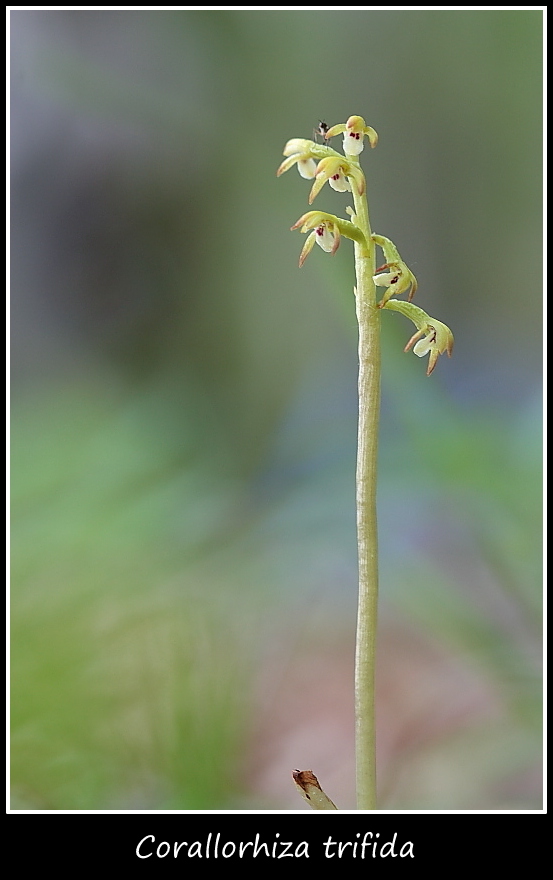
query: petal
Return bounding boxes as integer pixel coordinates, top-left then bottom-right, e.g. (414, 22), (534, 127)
(297, 157), (317, 179)
(363, 126), (379, 148)
(291, 212), (320, 232)
(413, 341), (433, 358)
(298, 231), (317, 267)
(346, 163), (365, 196)
(314, 157), (344, 176)
(315, 224), (336, 253)
(277, 153), (302, 177)
(403, 329), (425, 352)
(431, 320), (455, 356)
(328, 173), (351, 192)
(291, 210), (341, 232)
(343, 131), (364, 156)
(413, 331), (435, 357)
(426, 349), (440, 376)
(324, 123), (346, 139)
(345, 115), (367, 132)
(308, 172), (329, 204)
(329, 224), (341, 256)
(373, 271), (396, 288)
(283, 138), (315, 156)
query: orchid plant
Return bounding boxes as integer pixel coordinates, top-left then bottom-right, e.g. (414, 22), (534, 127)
(277, 115), (453, 811)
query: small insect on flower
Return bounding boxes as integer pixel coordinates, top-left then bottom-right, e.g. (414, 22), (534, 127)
(313, 121), (331, 143)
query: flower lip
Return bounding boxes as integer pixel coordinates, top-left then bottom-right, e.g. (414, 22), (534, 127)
(328, 169), (351, 193)
(315, 222), (339, 254)
(373, 269), (400, 286)
(297, 157), (317, 179)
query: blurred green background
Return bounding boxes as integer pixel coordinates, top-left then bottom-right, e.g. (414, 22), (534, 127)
(10, 9), (542, 810)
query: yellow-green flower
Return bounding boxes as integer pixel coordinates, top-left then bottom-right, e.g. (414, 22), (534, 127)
(277, 138), (318, 180)
(371, 233), (418, 307)
(373, 260), (418, 307)
(404, 321), (454, 375)
(324, 115), (378, 156)
(290, 211), (341, 266)
(308, 157), (365, 204)
(290, 211), (368, 267)
(382, 299), (454, 376)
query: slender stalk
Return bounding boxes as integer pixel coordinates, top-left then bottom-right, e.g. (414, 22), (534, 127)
(351, 174), (380, 810)
(279, 117), (452, 813)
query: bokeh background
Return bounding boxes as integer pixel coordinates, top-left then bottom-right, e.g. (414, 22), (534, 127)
(10, 9), (542, 810)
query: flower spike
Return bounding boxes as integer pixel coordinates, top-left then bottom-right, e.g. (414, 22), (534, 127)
(277, 116), (454, 814)
(276, 121), (451, 375)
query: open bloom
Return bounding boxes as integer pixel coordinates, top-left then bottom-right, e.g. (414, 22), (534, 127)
(291, 211), (341, 266)
(290, 210), (367, 266)
(382, 299), (454, 376)
(404, 320), (454, 376)
(373, 260), (418, 307)
(276, 138), (318, 179)
(314, 222), (339, 252)
(299, 222), (340, 266)
(308, 157), (365, 204)
(324, 115), (378, 156)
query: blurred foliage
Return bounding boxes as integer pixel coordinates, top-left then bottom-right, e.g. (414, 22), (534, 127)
(10, 9), (542, 809)
(11, 381), (258, 809)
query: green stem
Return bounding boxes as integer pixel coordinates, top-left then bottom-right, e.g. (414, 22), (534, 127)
(351, 172), (380, 810)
